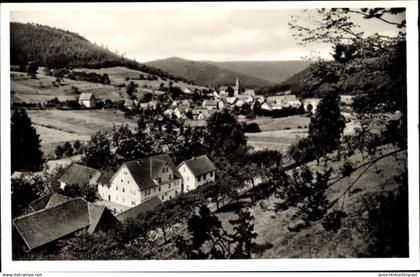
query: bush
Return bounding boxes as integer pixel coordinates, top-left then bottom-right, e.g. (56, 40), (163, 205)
(243, 122), (261, 133)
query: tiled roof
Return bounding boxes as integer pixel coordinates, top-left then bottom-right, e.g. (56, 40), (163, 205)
(123, 154), (181, 191)
(13, 198), (114, 250)
(97, 172), (114, 184)
(179, 155), (217, 177)
(116, 196), (162, 222)
(58, 163), (101, 186)
(28, 193), (72, 212)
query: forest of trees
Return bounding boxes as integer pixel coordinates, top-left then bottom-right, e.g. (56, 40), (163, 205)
(10, 22), (188, 82)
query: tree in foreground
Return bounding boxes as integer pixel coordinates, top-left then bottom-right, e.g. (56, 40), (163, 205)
(11, 109), (45, 173)
(82, 131), (112, 169)
(308, 91), (345, 155)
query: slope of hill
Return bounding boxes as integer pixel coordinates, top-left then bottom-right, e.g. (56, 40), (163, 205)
(10, 22), (185, 82)
(205, 60), (311, 84)
(146, 57), (272, 88)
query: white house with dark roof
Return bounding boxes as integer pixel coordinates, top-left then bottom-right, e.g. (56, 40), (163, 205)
(98, 154), (183, 209)
(177, 155), (217, 192)
(78, 92), (96, 108)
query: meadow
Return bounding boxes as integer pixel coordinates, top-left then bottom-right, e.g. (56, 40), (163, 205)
(27, 109), (138, 157)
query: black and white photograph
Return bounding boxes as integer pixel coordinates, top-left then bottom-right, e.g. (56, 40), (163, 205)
(1, 1), (419, 274)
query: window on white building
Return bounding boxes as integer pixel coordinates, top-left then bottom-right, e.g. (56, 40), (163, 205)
(175, 190), (178, 195)
(203, 174), (206, 180)
(197, 176), (201, 182)
(210, 172), (213, 177)
(165, 192), (167, 196)
(161, 195), (164, 200)
(116, 186), (118, 191)
(158, 186), (161, 192)
(169, 195), (172, 200)
(123, 187), (125, 192)
(168, 183), (171, 189)
(169, 174), (172, 180)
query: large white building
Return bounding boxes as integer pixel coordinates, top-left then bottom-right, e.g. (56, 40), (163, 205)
(98, 154), (183, 208)
(177, 155), (217, 192)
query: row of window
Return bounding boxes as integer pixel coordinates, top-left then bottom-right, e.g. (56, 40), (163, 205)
(108, 194), (136, 206)
(144, 180), (180, 196)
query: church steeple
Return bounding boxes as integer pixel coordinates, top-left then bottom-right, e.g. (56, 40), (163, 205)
(234, 77), (240, 96)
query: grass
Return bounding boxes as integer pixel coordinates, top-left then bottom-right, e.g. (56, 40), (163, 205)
(11, 72), (123, 103)
(27, 109), (138, 158)
(215, 144), (407, 258)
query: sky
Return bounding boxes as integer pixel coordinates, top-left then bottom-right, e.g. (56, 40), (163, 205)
(10, 8), (405, 62)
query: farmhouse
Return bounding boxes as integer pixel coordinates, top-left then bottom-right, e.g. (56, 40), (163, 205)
(98, 154), (183, 208)
(78, 92), (96, 108)
(58, 163), (102, 190)
(13, 195), (118, 251)
(177, 155), (217, 192)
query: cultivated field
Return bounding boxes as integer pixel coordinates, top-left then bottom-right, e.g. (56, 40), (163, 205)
(27, 109), (138, 157)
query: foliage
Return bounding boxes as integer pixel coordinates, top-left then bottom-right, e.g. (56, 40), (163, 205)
(242, 122), (261, 133)
(112, 124), (154, 161)
(60, 183), (98, 202)
(82, 131), (112, 169)
(308, 91), (345, 154)
(176, 205), (258, 259)
(228, 209), (258, 258)
(356, 169), (408, 257)
(321, 210), (348, 232)
(26, 61), (38, 79)
(276, 166), (332, 224)
(206, 109), (247, 159)
(11, 174), (49, 218)
(10, 22), (185, 81)
(11, 109), (45, 173)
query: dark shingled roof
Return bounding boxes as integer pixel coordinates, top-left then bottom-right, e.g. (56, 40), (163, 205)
(116, 196), (162, 222)
(122, 154), (181, 191)
(58, 163), (101, 186)
(13, 197), (114, 251)
(28, 193), (72, 212)
(179, 155), (217, 177)
(97, 172), (114, 184)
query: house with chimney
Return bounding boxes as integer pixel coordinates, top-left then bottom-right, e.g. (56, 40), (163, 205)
(177, 155), (217, 192)
(97, 154), (183, 209)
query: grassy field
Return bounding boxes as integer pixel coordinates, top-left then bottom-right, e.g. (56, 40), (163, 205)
(215, 144), (407, 258)
(27, 109), (138, 157)
(243, 114), (359, 153)
(11, 72), (124, 103)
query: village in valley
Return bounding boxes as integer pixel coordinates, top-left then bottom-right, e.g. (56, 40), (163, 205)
(9, 7), (409, 261)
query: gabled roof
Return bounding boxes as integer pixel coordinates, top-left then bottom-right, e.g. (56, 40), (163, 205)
(178, 155), (217, 177)
(58, 163), (101, 186)
(79, 93), (94, 101)
(116, 196), (162, 222)
(29, 193), (73, 212)
(97, 172), (114, 184)
(225, 97), (237, 104)
(13, 197), (114, 250)
(122, 154), (181, 191)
